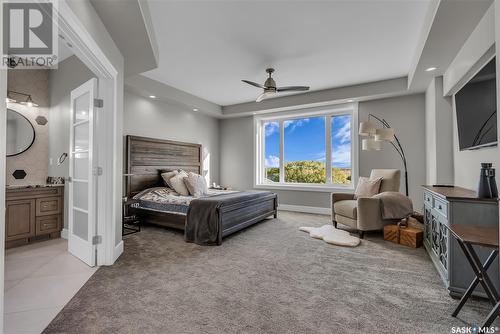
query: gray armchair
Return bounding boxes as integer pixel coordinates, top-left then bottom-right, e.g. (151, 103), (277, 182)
(331, 169), (401, 238)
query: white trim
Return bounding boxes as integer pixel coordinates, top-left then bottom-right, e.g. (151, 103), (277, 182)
(254, 102), (359, 190)
(56, 3), (121, 266)
(61, 228), (69, 240)
(113, 240), (124, 262)
(278, 204), (330, 215)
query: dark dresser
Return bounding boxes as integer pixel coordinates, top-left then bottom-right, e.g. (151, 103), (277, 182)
(5, 185), (64, 248)
(422, 185), (499, 298)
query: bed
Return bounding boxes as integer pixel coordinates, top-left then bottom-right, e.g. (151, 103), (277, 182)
(125, 135), (278, 245)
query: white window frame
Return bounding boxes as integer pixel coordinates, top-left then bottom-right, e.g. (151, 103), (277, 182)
(254, 103), (359, 192)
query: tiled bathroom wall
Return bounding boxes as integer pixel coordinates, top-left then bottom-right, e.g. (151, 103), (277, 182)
(6, 70), (49, 186)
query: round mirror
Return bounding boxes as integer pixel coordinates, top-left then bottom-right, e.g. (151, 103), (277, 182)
(6, 109), (35, 156)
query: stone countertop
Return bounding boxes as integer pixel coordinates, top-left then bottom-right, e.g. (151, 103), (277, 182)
(6, 183), (65, 190)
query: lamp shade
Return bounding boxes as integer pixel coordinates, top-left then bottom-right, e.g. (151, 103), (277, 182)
(374, 128), (395, 142)
(362, 138), (381, 151)
(359, 121), (376, 136)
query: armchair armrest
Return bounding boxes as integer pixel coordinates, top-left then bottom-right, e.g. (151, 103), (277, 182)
(357, 197), (384, 231)
(331, 193), (355, 218)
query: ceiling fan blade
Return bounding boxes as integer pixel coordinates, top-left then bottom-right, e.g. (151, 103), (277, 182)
(242, 80), (266, 89)
(277, 86), (310, 92)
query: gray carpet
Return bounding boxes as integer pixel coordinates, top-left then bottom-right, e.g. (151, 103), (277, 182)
(44, 212), (498, 333)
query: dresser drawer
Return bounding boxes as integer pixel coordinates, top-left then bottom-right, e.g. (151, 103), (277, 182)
(434, 199), (448, 218)
(36, 197), (62, 216)
(424, 192), (433, 207)
(36, 215), (61, 235)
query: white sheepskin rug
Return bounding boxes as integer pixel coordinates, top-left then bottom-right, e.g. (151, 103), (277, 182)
(299, 225), (361, 247)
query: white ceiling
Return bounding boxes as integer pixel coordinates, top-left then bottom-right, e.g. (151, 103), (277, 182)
(144, 0), (431, 106)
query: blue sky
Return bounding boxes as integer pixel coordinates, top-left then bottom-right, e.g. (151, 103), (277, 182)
(264, 115), (351, 168)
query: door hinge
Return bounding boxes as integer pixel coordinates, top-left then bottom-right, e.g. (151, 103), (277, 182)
(92, 235), (102, 245)
(94, 99), (103, 108)
(93, 166), (103, 176)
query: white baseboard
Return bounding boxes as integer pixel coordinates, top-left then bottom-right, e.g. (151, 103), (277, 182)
(61, 228), (68, 240)
(113, 240), (124, 263)
(278, 204), (330, 215)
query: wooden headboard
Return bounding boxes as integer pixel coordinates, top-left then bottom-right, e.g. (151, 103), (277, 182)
(125, 135), (202, 197)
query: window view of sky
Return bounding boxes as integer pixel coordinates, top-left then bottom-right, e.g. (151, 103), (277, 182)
(284, 117), (325, 164)
(332, 115), (352, 168)
(264, 115), (352, 168)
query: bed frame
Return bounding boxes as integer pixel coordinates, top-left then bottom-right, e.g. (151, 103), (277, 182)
(125, 135), (277, 241)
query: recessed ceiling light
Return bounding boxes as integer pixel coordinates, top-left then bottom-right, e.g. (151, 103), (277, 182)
(425, 67), (437, 72)
(149, 95), (156, 99)
(193, 108), (199, 112)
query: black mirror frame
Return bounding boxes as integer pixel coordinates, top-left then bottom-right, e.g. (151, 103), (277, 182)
(6, 109), (36, 157)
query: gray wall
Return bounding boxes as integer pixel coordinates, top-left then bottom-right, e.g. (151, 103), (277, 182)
(220, 94), (426, 211)
(359, 94), (426, 211)
(123, 91), (220, 185)
(48, 55), (95, 229)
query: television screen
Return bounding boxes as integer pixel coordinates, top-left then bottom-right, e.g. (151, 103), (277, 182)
(455, 58), (497, 150)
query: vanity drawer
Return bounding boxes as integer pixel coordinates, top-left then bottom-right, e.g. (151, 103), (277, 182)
(36, 197), (62, 216)
(36, 215), (61, 235)
(434, 199), (448, 218)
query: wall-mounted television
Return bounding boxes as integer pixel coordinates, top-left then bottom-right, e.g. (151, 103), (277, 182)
(455, 57), (497, 151)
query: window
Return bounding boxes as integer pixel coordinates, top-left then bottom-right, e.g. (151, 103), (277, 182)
(256, 105), (357, 190)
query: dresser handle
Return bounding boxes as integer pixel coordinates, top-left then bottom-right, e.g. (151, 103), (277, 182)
(438, 205), (442, 210)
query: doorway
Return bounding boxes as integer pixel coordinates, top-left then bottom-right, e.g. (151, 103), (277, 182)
(1, 2), (123, 332)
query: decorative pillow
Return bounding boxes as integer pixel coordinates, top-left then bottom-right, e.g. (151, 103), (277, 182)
(184, 172), (208, 197)
(161, 170), (178, 188)
(354, 177), (382, 199)
(169, 173), (190, 196)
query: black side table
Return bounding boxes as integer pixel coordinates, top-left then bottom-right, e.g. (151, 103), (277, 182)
(123, 198), (140, 236)
(448, 224), (499, 328)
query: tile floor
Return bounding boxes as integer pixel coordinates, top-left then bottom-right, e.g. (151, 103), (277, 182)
(4, 238), (98, 334)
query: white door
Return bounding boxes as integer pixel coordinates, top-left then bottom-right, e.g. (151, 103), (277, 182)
(68, 78), (98, 266)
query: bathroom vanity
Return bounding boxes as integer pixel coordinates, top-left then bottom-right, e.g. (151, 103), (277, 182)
(5, 184), (64, 248)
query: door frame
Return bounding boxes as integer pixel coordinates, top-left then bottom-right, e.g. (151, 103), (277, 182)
(54, 1), (121, 266)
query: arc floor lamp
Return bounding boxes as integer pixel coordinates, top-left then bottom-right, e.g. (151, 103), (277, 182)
(359, 114), (409, 196)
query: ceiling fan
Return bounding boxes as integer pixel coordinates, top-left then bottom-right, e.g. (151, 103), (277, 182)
(242, 68), (310, 102)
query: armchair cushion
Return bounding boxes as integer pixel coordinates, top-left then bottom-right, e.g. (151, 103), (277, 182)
(333, 200), (357, 219)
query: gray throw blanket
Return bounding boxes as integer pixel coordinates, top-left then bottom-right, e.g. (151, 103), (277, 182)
(185, 190), (272, 245)
(372, 191), (413, 220)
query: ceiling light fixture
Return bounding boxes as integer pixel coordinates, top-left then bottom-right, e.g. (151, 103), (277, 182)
(425, 67), (437, 72)
(149, 95), (156, 99)
(193, 108), (199, 112)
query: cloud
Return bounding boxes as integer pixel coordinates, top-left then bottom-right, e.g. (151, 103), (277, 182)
(264, 121), (279, 137)
(332, 143), (351, 168)
(265, 155), (280, 168)
(334, 117), (351, 144)
(284, 118), (310, 133)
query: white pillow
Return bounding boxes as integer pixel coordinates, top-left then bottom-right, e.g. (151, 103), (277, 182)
(169, 173), (190, 196)
(354, 177), (382, 199)
(184, 172), (208, 197)
(161, 170), (178, 188)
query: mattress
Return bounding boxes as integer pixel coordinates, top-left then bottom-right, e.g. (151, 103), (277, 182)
(132, 187), (236, 215)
